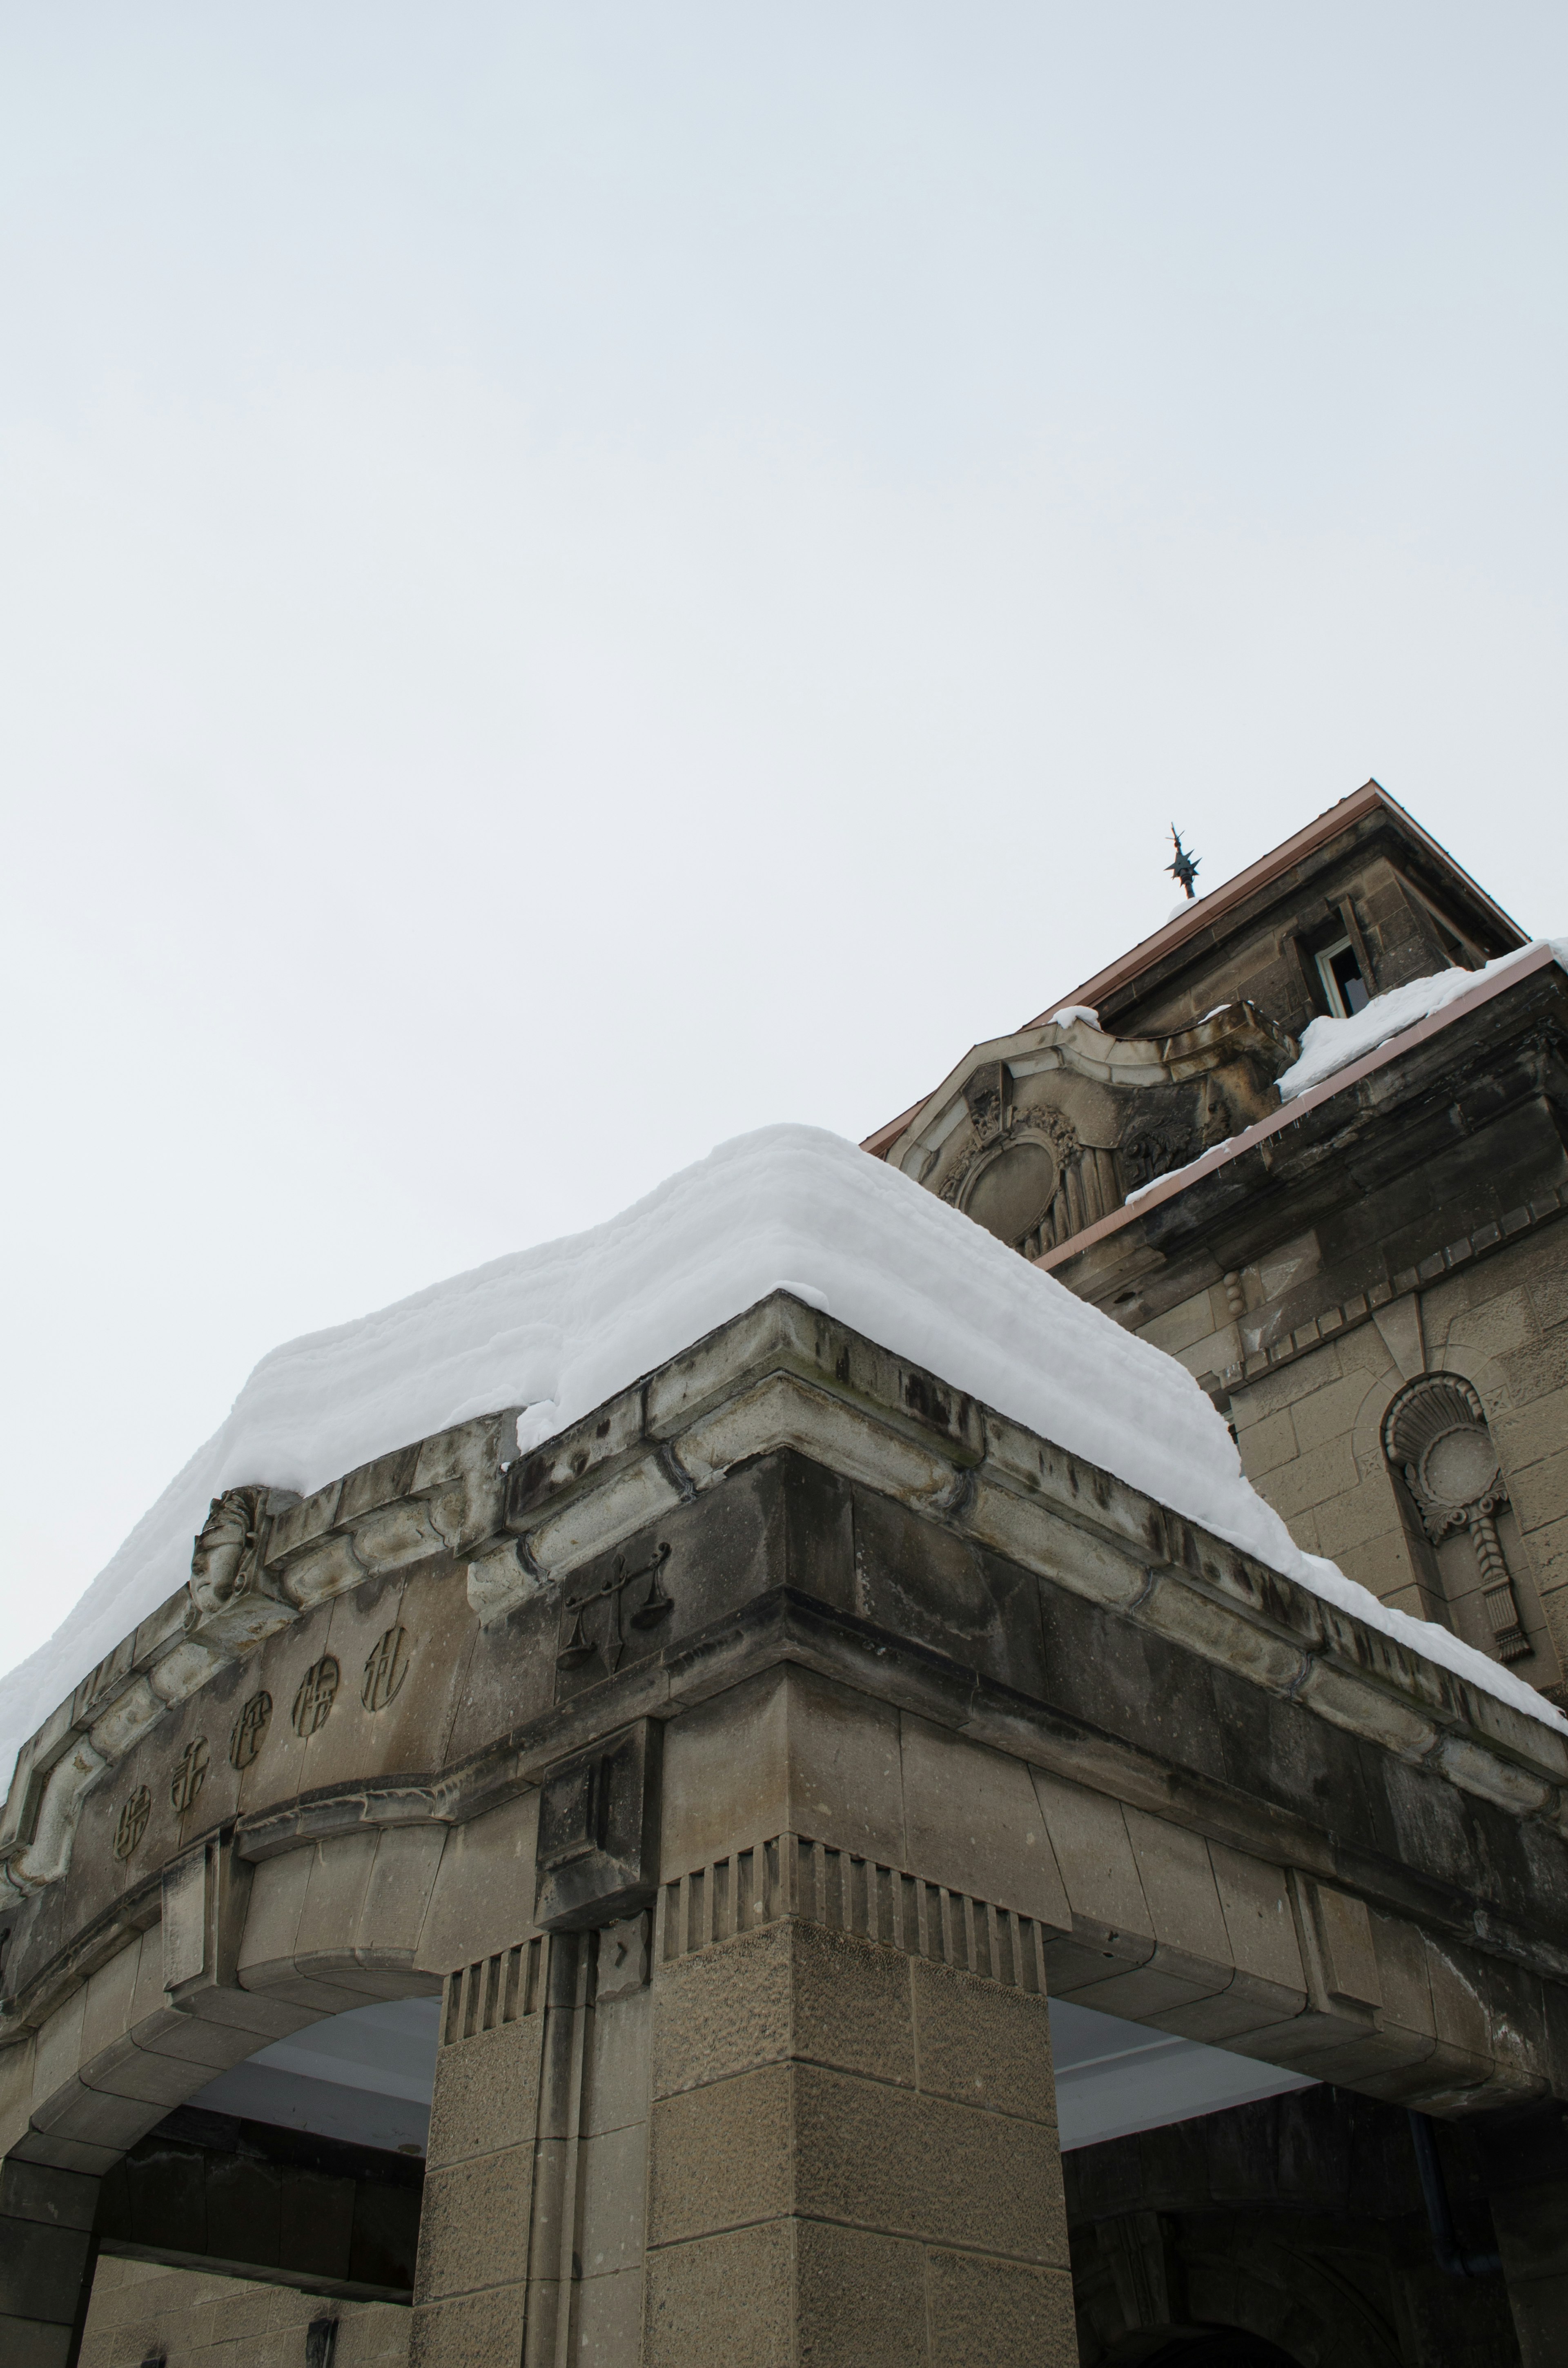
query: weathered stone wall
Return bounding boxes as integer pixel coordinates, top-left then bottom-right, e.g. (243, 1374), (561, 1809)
(1102, 843), (1492, 1043)
(80, 2256), (406, 2368)
(1133, 1221), (1568, 1696)
(644, 1918), (1074, 2368)
(10, 1297), (1568, 2363)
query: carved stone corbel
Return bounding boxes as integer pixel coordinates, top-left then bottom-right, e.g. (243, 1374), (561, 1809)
(187, 1485), (301, 1650)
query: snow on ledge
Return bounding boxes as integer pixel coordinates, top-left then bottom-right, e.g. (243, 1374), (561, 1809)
(1, 1124), (1561, 1789)
(1278, 938), (1568, 1101)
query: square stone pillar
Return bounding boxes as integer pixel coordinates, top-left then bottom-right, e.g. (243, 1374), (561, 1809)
(644, 1911), (1075, 2366)
(411, 1936), (550, 2364)
(0, 2157), (100, 2368)
(412, 1921), (657, 2368)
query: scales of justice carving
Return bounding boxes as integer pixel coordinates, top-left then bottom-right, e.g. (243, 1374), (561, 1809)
(1384, 1376), (1531, 1661)
(558, 1543), (675, 1676)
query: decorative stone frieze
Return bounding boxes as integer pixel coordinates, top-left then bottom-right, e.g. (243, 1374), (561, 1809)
(6, 1295), (1568, 1949)
(0, 1409), (517, 1907)
(880, 1001), (1295, 1256)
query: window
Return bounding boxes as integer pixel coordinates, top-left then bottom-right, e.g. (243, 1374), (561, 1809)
(1315, 934), (1370, 1018)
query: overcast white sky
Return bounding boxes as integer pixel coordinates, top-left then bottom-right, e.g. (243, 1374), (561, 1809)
(3, 4), (1566, 1681)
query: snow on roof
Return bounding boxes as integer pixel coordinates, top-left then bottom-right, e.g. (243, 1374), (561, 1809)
(1278, 940), (1568, 1102)
(1, 1122), (1561, 1789)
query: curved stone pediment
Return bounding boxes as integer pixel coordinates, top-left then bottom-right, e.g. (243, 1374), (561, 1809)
(882, 1001), (1297, 1255)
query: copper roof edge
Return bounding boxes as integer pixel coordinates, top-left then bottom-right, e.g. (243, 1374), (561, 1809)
(861, 782), (1526, 1160)
(1023, 781), (1524, 1031)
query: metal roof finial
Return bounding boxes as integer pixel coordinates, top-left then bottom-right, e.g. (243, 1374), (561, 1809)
(1167, 825), (1200, 901)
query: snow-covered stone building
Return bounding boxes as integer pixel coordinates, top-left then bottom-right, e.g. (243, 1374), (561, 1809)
(869, 778), (1568, 1710)
(4, 782), (1568, 2368)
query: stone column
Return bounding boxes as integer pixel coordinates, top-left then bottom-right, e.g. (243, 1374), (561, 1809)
(410, 1918), (657, 2368)
(644, 1904), (1075, 2367)
(0, 2157), (100, 2368)
(410, 1936), (550, 2364)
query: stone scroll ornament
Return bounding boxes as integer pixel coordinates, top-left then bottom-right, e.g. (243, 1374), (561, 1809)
(1384, 1376), (1530, 1661)
(188, 1487), (268, 1619)
(940, 1063), (1081, 1257)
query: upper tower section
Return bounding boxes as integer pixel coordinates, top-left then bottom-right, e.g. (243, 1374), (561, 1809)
(863, 783), (1526, 1246)
(1026, 778), (1523, 1043)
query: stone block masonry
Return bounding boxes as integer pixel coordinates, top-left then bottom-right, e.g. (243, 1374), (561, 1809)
(7, 1295), (1568, 2363)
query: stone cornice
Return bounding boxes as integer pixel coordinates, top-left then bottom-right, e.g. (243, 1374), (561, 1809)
(4, 1293), (1566, 1960)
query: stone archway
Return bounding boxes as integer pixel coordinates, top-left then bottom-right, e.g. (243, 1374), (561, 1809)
(1138, 2336), (1311, 2368)
(1070, 2209), (1405, 2368)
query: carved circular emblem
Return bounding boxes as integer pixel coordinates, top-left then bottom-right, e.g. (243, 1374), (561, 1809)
(1418, 1427), (1501, 1510)
(1383, 1375), (1504, 1527)
(170, 1737), (210, 1816)
(960, 1139), (1059, 1249)
(292, 1656), (340, 1737)
(229, 1690), (273, 1771)
(114, 1786), (151, 1861)
(362, 1626), (410, 1713)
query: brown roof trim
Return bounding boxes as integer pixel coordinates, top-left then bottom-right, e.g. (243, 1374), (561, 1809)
(860, 781), (1526, 1159)
(860, 1097), (927, 1159)
(1022, 781), (1524, 1030)
(1033, 942), (1558, 1271)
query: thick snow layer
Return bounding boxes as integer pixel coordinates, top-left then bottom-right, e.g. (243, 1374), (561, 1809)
(1046, 1004), (1102, 1030)
(1278, 940), (1568, 1101)
(2, 1126), (1561, 1792)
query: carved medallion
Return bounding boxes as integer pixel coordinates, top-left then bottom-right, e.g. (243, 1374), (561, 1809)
(229, 1690), (273, 1770)
(361, 1626), (410, 1713)
(114, 1785), (151, 1861)
(942, 1102), (1078, 1253)
(169, 1738), (209, 1816)
(292, 1656), (341, 1737)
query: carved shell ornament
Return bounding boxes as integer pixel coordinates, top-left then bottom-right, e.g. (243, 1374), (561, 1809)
(1382, 1376), (1505, 1540)
(1383, 1374), (1530, 1662)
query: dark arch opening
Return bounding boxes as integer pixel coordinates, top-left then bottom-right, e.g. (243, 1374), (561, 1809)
(1139, 2335), (1303, 2368)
